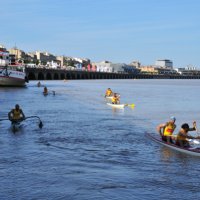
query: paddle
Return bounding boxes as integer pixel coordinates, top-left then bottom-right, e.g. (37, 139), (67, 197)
(25, 116), (43, 128)
(125, 103), (135, 108)
(192, 122), (200, 144)
(0, 118), (10, 122)
(0, 116), (43, 129)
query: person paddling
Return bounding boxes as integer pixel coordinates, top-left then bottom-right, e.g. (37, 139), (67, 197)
(176, 122), (200, 147)
(105, 88), (113, 97)
(112, 93), (120, 104)
(43, 86), (48, 95)
(8, 104), (25, 123)
(37, 81), (41, 87)
(157, 116), (176, 143)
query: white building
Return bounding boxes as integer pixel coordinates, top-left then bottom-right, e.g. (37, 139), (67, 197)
(155, 59), (173, 69)
(93, 61), (113, 72)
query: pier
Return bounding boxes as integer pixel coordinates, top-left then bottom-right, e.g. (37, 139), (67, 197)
(25, 67), (200, 80)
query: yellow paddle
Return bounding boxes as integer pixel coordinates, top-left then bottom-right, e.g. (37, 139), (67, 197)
(125, 103), (135, 108)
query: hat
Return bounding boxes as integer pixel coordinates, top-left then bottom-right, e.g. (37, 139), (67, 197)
(170, 116), (176, 122)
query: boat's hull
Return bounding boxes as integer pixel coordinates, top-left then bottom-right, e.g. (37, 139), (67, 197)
(146, 133), (200, 157)
(107, 103), (125, 109)
(105, 96), (113, 99)
(0, 76), (26, 86)
(0, 67), (26, 86)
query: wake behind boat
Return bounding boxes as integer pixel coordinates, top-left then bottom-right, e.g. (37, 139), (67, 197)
(146, 132), (200, 157)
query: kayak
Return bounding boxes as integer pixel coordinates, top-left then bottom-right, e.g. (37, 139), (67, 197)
(107, 103), (126, 109)
(105, 96), (113, 100)
(146, 133), (200, 157)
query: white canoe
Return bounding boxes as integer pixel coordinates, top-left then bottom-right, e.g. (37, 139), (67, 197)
(107, 103), (126, 109)
(146, 133), (200, 157)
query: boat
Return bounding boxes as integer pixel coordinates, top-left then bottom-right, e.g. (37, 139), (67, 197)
(107, 103), (126, 109)
(105, 95), (113, 99)
(0, 48), (28, 86)
(146, 133), (200, 157)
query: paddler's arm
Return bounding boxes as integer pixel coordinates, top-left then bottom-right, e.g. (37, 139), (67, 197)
(188, 121), (197, 131)
(156, 123), (166, 136)
(8, 110), (13, 121)
(20, 109), (26, 120)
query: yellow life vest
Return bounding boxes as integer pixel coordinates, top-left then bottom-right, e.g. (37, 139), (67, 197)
(12, 109), (21, 120)
(106, 90), (112, 96)
(112, 96), (118, 103)
(163, 123), (175, 136)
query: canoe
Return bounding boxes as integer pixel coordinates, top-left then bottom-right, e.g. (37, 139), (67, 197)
(107, 103), (126, 109)
(105, 96), (113, 100)
(146, 133), (200, 157)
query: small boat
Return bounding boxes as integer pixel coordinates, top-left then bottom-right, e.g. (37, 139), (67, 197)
(146, 133), (200, 157)
(107, 103), (126, 109)
(105, 96), (113, 99)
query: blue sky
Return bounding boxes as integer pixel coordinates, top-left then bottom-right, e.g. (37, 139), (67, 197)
(0, 0), (200, 67)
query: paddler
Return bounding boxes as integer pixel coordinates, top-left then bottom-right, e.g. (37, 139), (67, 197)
(157, 116), (176, 143)
(175, 122), (200, 147)
(37, 81), (41, 87)
(105, 88), (113, 97)
(8, 104), (25, 123)
(112, 93), (120, 104)
(43, 86), (48, 95)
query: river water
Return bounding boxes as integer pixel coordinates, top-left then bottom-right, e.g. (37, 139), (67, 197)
(1, 79), (200, 200)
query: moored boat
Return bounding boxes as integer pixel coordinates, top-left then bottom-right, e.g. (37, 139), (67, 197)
(146, 133), (200, 157)
(0, 65), (28, 86)
(0, 47), (28, 86)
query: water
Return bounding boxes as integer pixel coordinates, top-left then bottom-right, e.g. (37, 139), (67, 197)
(1, 79), (200, 200)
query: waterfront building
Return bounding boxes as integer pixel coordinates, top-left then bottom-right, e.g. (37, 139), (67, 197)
(139, 66), (159, 74)
(0, 46), (10, 66)
(35, 51), (57, 65)
(155, 59), (173, 69)
(56, 56), (64, 67)
(176, 67), (200, 75)
(130, 61), (141, 68)
(46, 60), (61, 69)
(111, 63), (139, 74)
(93, 61), (113, 72)
(9, 47), (26, 62)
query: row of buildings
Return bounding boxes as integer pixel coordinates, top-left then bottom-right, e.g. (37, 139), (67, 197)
(1, 44), (200, 75)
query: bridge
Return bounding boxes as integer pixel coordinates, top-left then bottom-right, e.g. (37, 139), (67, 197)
(25, 67), (200, 80)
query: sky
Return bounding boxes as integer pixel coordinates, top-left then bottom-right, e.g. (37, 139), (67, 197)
(0, 0), (200, 67)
